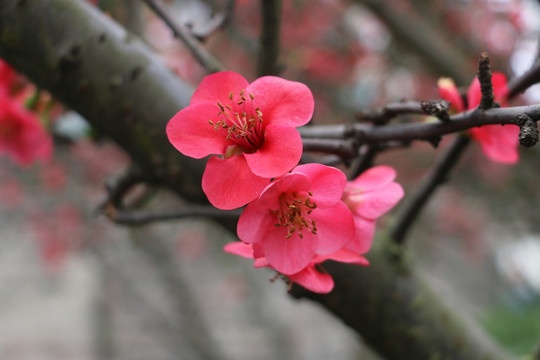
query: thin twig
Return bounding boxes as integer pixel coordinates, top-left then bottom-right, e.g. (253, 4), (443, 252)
(142, 0), (226, 73)
(102, 166), (146, 209)
(107, 205), (242, 226)
(391, 135), (470, 244)
(477, 53), (495, 110)
(299, 103), (540, 144)
(357, 100), (448, 124)
(189, 0), (235, 41)
(507, 57), (540, 99)
(347, 145), (379, 180)
(257, 0), (282, 77)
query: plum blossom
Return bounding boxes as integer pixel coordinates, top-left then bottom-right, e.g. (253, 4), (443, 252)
(167, 71), (314, 210)
(224, 241), (368, 294)
(342, 166), (404, 254)
(236, 163), (355, 275)
(438, 73), (519, 164)
(0, 92), (52, 166)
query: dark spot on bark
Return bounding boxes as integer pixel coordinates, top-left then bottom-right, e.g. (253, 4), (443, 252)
(59, 44), (82, 73)
(98, 33), (107, 43)
(130, 67), (143, 81)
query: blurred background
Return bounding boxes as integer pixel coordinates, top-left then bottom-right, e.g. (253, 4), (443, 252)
(1, 0), (540, 359)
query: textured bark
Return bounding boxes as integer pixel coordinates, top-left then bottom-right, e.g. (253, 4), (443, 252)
(0, 1), (516, 360)
(291, 236), (514, 360)
(0, 0), (205, 201)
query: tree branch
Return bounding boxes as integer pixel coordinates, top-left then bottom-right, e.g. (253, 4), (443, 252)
(0, 2), (518, 359)
(291, 236), (514, 360)
(0, 0), (206, 203)
(299, 104), (538, 144)
(257, 0), (282, 77)
(357, 100), (449, 125)
(141, 0), (226, 73)
(391, 134), (470, 244)
(107, 205), (242, 226)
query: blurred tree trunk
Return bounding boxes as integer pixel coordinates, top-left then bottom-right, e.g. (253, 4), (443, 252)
(0, 1), (516, 359)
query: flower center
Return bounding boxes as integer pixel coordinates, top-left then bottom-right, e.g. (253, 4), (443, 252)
(272, 191), (318, 239)
(209, 89), (264, 154)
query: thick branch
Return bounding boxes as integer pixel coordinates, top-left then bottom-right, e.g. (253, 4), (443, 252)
(291, 236), (513, 360)
(0, 0), (206, 202)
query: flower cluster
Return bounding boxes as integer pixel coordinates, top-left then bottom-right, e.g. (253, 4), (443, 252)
(438, 73), (519, 164)
(0, 60), (53, 166)
(167, 72), (403, 293)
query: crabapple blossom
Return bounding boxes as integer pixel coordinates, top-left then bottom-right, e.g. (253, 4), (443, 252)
(342, 166), (404, 254)
(236, 163), (355, 275)
(167, 71), (314, 210)
(224, 241), (368, 294)
(438, 73), (519, 164)
(0, 92), (52, 166)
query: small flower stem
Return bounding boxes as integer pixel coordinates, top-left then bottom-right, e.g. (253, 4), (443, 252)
(391, 134), (470, 244)
(141, 0), (226, 73)
(257, 0), (282, 77)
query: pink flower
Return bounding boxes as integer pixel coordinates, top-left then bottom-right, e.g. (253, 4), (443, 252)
(0, 93), (52, 166)
(438, 74), (519, 164)
(224, 241), (368, 294)
(236, 163), (355, 275)
(167, 71), (314, 210)
(342, 166), (404, 253)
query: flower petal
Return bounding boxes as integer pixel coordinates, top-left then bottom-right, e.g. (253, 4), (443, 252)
(353, 182), (404, 219)
(244, 124), (303, 178)
(190, 71), (250, 105)
(349, 165), (396, 191)
(467, 72), (508, 109)
(438, 77), (464, 112)
(167, 103), (227, 158)
(223, 242), (254, 258)
(237, 199), (276, 244)
(293, 163), (346, 207)
(263, 228), (317, 275)
(314, 248), (369, 265)
(248, 76), (314, 127)
(288, 265), (334, 293)
(469, 125), (519, 164)
(346, 217), (376, 254)
(202, 155), (270, 209)
(311, 201), (355, 254)
(492, 73), (509, 104)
